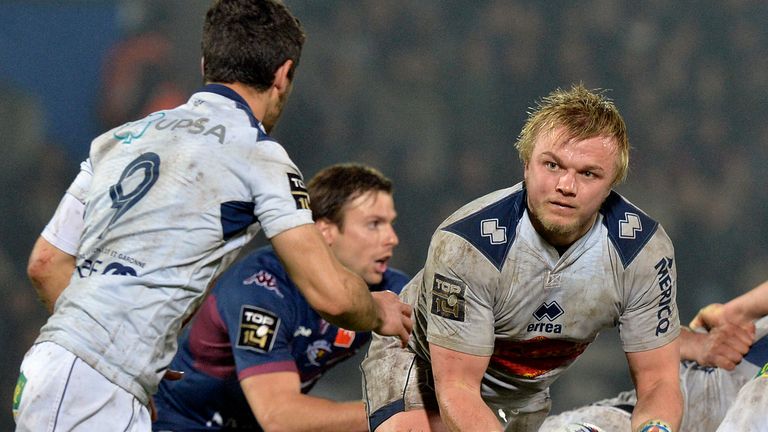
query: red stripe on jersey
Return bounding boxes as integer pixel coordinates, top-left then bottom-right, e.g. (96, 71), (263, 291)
(490, 336), (588, 378)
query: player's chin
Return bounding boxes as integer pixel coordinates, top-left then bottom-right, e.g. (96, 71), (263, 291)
(364, 271), (384, 286)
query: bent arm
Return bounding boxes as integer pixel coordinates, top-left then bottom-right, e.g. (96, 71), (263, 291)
(626, 338), (682, 432)
(271, 225), (411, 345)
(430, 343), (501, 432)
(689, 280), (768, 331)
(27, 236), (76, 313)
(241, 371), (368, 432)
(271, 224), (378, 329)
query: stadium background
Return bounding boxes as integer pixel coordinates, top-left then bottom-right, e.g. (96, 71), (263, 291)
(1, 0), (767, 429)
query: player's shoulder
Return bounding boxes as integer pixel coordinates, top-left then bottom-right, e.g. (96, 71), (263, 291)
(437, 183), (526, 271)
(599, 190), (667, 268)
(440, 183), (525, 228)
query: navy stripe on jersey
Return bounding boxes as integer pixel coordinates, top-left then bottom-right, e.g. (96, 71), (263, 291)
(442, 189), (526, 271)
(220, 201), (258, 241)
(369, 399), (406, 432)
(744, 334), (768, 367)
(600, 191), (659, 268)
(199, 83), (265, 135)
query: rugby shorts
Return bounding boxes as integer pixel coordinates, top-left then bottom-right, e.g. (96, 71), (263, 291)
(14, 341), (151, 432)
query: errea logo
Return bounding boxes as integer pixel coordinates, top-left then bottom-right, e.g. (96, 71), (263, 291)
(480, 219), (507, 244)
(533, 301), (564, 321)
(527, 301), (563, 334)
(619, 212), (642, 239)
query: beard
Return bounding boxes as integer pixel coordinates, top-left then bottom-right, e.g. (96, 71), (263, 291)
(528, 203), (592, 246)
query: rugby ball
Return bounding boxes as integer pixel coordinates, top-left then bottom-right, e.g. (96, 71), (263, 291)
(560, 422), (604, 432)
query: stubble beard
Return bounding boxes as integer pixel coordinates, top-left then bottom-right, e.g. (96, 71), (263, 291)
(529, 205), (586, 247)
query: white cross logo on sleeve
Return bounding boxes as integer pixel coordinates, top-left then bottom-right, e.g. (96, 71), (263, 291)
(619, 212), (642, 239)
(481, 219), (507, 244)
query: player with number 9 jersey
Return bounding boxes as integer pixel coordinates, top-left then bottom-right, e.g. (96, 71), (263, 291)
(38, 84), (314, 406)
(15, 3), (411, 430)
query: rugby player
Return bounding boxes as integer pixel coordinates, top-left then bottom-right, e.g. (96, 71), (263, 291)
(361, 85), (682, 432)
(14, 1), (410, 430)
(152, 163), (408, 431)
(540, 315), (758, 431)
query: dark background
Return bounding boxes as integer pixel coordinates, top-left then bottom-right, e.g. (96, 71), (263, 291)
(2, 1), (767, 429)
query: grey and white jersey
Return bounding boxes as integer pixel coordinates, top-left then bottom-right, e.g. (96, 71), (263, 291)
(540, 317), (768, 432)
(404, 182), (679, 409)
(35, 84), (313, 404)
(715, 317), (768, 431)
(715, 372), (768, 431)
(41, 158), (92, 255)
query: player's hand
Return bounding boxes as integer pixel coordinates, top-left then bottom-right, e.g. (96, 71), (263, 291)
(689, 303), (726, 330)
(371, 290), (413, 348)
(690, 302), (753, 331)
(685, 322), (754, 370)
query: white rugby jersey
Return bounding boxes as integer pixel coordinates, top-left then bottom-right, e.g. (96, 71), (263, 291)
(540, 318), (768, 432)
(404, 182), (680, 409)
(36, 84), (314, 404)
(41, 159), (92, 255)
(713, 316), (768, 431)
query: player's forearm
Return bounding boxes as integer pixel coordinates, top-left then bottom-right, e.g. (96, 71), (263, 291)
(437, 391), (502, 432)
(631, 381), (682, 432)
(315, 265), (380, 331)
(725, 280), (768, 322)
(678, 327), (701, 362)
(273, 225), (379, 331)
(27, 236), (76, 313)
(255, 396), (368, 432)
(29, 276), (66, 314)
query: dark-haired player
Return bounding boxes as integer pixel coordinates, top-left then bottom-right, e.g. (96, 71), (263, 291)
(153, 163), (408, 431)
(14, 1), (410, 429)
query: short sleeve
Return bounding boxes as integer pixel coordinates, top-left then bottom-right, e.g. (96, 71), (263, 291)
(41, 159), (92, 255)
(246, 140), (313, 239)
(619, 225), (680, 352)
(423, 230), (497, 356)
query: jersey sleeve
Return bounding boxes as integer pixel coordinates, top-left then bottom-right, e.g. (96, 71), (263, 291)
(422, 229), (497, 356)
(246, 139), (314, 239)
(618, 225), (681, 352)
(215, 258), (300, 381)
(41, 159), (92, 255)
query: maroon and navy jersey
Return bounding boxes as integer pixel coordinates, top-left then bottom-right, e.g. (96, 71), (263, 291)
(153, 246), (408, 431)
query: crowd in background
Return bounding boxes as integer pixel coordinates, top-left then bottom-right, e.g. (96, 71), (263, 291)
(1, 0), (767, 429)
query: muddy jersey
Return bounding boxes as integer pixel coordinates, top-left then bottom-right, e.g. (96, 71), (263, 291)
(35, 84), (314, 405)
(714, 316), (768, 431)
(153, 246), (409, 431)
(540, 317), (768, 432)
(405, 182), (679, 409)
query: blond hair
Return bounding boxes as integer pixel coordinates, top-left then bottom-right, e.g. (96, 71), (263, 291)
(515, 84), (629, 184)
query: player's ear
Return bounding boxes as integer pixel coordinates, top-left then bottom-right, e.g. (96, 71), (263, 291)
(273, 59), (293, 93)
(314, 219), (337, 245)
